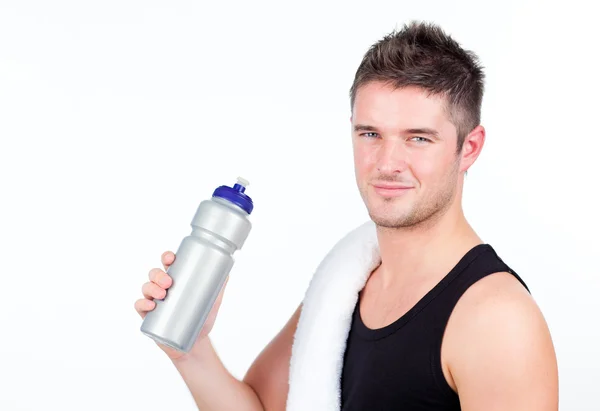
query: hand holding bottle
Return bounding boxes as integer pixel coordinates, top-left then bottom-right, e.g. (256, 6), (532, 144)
(135, 251), (230, 361)
(138, 177), (253, 355)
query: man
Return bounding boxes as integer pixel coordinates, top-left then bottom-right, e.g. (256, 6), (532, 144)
(135, 21), (559, 410)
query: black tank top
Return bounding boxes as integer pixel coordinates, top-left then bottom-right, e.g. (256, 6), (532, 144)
(340, 244), (530, 410)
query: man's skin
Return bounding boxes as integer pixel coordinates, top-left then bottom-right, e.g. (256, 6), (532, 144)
(135, 81), (559, 411)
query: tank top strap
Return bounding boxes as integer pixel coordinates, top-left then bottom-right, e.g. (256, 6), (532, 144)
(428, 244), (531, 395)
(445, 244), (530, 299)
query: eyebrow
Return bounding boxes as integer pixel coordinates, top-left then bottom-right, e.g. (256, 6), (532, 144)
(353, 124), (441, 139)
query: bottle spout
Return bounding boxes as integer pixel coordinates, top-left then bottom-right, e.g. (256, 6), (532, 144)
(233, 176), (250, 193)
(212, 177), (254, 214)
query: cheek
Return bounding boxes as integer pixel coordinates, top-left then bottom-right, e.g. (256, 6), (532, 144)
(414, 160), (436, 178)
(353, 144), (375, 173)
(409, 152), (446, 184)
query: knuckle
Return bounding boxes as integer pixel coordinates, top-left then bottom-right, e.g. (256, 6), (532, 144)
(156, 272), (171, 287)
(148, 267), (162, 281)
(146, 282), (165, 299)
(161, 251), (174, 263)
(142, 282), (155, 296)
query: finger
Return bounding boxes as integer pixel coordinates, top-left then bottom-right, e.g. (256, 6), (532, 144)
(135, 298), (156, 318)
(142, 281), (167, 300)
(161, 251), (175, 271)
(148, 268), (172, 289)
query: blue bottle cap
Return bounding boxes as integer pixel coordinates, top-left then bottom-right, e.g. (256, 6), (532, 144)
(212, 177), (254, 215)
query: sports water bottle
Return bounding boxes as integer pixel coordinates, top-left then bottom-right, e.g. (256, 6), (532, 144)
(140, 177), (254, 353)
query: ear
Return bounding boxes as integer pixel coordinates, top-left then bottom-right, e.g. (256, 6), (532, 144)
(460, 125), (485, 173)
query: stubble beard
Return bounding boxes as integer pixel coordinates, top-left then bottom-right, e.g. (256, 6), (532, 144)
(362, 161), (460, 230)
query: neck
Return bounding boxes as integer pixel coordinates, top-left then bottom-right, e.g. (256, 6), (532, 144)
(374, 203), (482, 289)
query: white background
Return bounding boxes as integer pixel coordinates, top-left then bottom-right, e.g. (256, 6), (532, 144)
(1, 0), (598, 409)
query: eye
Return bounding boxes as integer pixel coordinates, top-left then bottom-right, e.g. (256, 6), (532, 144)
(411, 136), (431, 143)
(360, 132), (379, 138)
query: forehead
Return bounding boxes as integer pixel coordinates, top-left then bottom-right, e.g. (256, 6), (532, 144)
(352, 82), (454, 133)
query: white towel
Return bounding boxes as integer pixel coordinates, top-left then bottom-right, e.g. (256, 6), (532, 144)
(286, 220), (381, 411)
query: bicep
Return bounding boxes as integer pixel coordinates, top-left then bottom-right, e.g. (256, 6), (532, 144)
(242, 303), (302, 411)
(449, 282), (558, 411)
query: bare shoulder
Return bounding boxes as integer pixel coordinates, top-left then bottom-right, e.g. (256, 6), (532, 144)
(451, 270), (534, 318)
(443, 271), (559, 411)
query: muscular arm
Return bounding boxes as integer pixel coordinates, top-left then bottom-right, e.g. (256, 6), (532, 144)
(172, 303), (302, 411)
(446, 272), (559, 411)
(242, 303), (302, 411)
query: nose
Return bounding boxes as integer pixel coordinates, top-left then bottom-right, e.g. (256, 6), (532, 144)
(377, 139), (408, 175)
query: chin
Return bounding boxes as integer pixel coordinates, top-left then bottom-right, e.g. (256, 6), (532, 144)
(366, 205), (413, 228)
(369, 214), (410, 228)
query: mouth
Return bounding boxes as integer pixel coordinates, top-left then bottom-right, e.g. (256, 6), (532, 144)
(371, 183), (414, 197)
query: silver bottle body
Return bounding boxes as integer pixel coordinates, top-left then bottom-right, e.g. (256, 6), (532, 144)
(140, 196), (252, 353)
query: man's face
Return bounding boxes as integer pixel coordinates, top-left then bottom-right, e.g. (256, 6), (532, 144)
(351, 82), (464, 229)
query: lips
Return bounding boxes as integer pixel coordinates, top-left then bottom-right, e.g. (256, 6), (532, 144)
(371, 182), (414, 197)
(372, 184), (413, 189)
